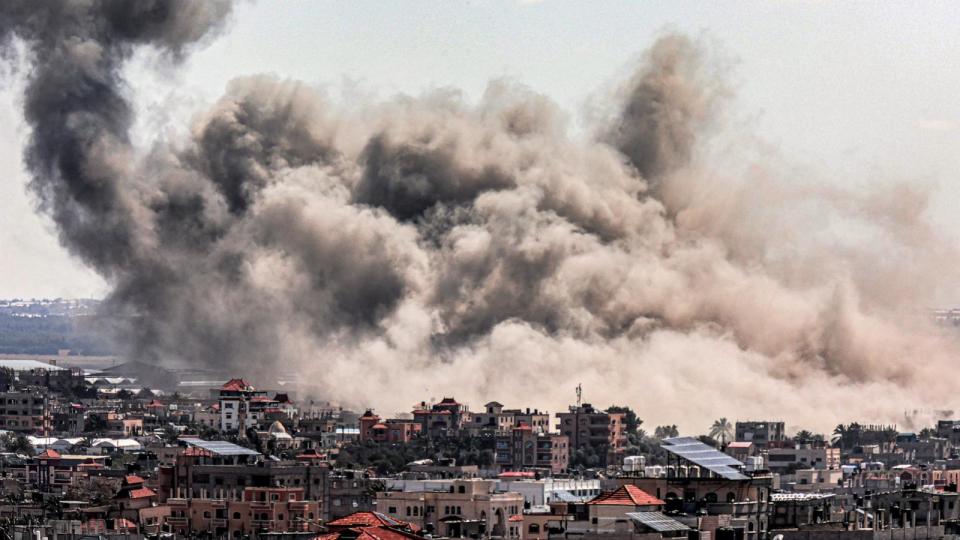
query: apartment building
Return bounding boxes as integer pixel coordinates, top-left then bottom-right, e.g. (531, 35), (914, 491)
(359, 410), (422, 443)
(166, 486), (321, 537)
(494, 424), (569, 474)
(376, 479), (523, 538)
(767, 445), (841, 473)
(218, 378), (280, 433)
(413, 397), (470, 438)
(556, 404), (626, 466)
(0, 389), (52, 433)
(735, 421), (786, 449)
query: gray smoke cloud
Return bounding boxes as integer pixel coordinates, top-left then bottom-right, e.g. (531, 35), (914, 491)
(4, 3), (959, 432)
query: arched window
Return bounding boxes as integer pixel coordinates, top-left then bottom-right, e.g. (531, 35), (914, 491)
(529, 524), (541, 534)
(704, 493), (718, 504)
(726, 492), (737, 503)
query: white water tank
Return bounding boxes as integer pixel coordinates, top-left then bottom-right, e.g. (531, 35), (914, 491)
(623, 455), (645, 472)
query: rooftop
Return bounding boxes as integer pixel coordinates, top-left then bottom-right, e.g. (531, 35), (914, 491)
(588, 485), (664, 507)
(0, 359), (65, 371)
(184, 439), (260, 457)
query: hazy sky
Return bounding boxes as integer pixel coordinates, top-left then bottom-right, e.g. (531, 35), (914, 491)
(2, 0), (959, 299)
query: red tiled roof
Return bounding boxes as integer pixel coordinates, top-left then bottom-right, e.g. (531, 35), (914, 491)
(372, 423), (388, 430)
(221, 378), (250, 391)
(508, 514), (524, 522)
(588, 485), (664, 506)
(37, 449), (61, 459)
(353, 526), (424, 540)
(124, 475), (144, 485)
(327, 512), (418, 532)
(182, 447), (214, 457)
(412, 409), (431, 415)
(127, 487), (157, 499)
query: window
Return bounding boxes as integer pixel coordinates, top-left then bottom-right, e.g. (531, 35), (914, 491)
(406, 507), (411, 517)
(233, 512), (241, 519)
(459, 486), (466, 493)
(204, 511), (211, 518)
(389, 506), (397, 514)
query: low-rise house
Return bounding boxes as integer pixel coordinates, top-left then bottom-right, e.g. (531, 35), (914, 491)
(587, 485), (664, 534)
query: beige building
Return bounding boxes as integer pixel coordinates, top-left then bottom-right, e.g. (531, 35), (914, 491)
(767, 446), (840, 473)
(377, 479), (524, 538)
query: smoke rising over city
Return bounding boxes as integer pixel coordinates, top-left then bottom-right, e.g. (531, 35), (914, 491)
(3, 1), (958, 431)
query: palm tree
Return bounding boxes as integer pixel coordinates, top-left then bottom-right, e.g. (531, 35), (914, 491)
(832, 424), (848, 449)
(793, 430), (815, 444)
(709, 418), (733, 446)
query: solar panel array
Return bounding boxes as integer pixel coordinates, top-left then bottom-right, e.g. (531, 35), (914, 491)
(661, 437), (749, 480)
(185, 439), (261, 457)
(626, 512), (690, 532)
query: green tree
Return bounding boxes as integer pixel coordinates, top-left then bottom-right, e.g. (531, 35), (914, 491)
(607, 406), (642, 435)
(708, 418), (733, 446)
(654, 425), (679, 440)
(2, 434), (34, 455)
(793, 430), (815, 444)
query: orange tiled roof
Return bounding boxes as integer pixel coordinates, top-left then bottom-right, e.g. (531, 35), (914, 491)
(124, 475), (144, 485)
(353, 526), (425, 540)
(588, 485), (664, 506)
(508, 514), (524, 522)
(221, 378), (250, 391)
(37, 449), (61, 459)
(127, 487), (157, 499)
(327, 512), (418, 532)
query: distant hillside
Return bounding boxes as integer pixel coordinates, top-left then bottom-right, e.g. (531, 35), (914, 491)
(0, 298), (117, 355)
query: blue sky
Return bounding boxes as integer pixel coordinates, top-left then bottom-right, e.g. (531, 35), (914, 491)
(2, 0), (959, 298)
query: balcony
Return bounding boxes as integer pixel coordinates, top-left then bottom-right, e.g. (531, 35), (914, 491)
(252, 519), (276, 530)
(211, 518), (228, 527)
(706, 501), (764, 516)
(166, 517), (188, 527)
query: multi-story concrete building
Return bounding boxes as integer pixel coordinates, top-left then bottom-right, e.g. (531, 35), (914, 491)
(166, 486), (321, 537)
(376, 478), (523, 538)
(468, 403), (551, 436)
(218, 378), (268, 432)
(494, 424), (568, 474)
(358, 410), (422, 443)
(413, 397), (470, 438)
(735, 420), (786, 449)
(555, 404), (626, 466)
(606, 475), (774, 540)
(0, 389), (52, 433)
(509, 408), (550, 434)
(767, 445), (841, 473)
(384, 478), (601, 507)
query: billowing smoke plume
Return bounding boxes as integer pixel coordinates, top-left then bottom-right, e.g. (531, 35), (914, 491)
(4, 2), (959, 432)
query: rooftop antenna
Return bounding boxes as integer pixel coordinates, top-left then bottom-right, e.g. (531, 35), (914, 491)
(576, 383), (582, 407)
